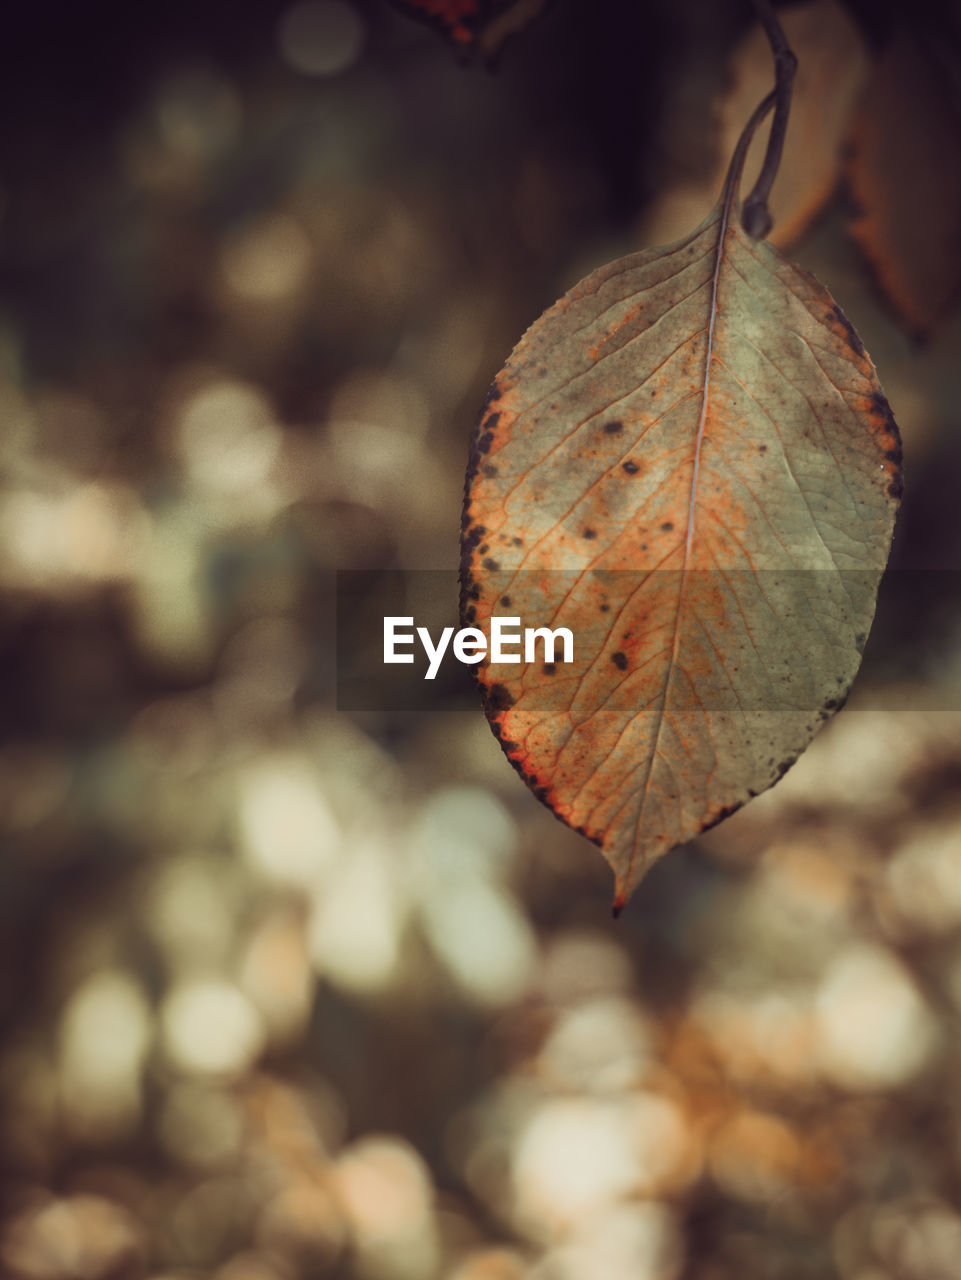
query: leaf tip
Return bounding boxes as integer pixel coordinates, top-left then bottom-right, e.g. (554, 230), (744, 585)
(611, 896), (625, 921)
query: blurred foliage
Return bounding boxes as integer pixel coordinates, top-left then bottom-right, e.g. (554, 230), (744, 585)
(2, 1), (961, 1278)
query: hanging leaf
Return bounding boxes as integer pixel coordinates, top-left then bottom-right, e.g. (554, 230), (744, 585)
(460, 96), (902, 913)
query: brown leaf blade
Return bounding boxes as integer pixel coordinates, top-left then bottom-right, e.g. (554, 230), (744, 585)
(461, 192), (901, 910)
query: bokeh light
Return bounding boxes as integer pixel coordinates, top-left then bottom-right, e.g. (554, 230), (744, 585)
(277, 2), (366, 77)
(58, 970), (151, 1142)
(221, 214), (313, 303)
(813, 943), (938, 1089)
(160, 980), (266, 1078)
(174, 380), (282, 496)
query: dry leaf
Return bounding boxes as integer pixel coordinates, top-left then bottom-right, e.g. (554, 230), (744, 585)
(461, 148), (901, 911)
(643, 0), (869, 249)
(846, 35), (961, 339)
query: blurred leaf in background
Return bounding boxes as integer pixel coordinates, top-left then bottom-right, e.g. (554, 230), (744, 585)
(846, 25), (961, 340)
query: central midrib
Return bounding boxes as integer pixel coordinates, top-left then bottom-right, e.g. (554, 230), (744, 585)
(617, 199), (732, 903)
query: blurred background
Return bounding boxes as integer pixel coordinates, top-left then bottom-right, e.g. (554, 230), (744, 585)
(3, 0), (961, 1277)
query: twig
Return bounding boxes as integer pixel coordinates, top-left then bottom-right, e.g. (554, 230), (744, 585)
(741, 0), (797, 238)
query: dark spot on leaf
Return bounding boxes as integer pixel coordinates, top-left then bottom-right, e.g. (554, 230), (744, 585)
(702, 802), (741, 833)
(481, 381), (503, 412)
(512, 537), (523, 547)
(872, 392), (902, 446)
(622, 460), (639, 475)
(774, 757), (796, 780)
(583, 528), (597, 539)
(482, 557), (500, 571)
(870, 393), (903, 499)
(477, 430), (494, 455)
(487, 683), (514, 712)
(457, 555), (480, 626)
(463, 604), (476, 622)
(479, 544), (489, 555)
(661, 521), (674, 532)
(603, 420), (624, 435)
(758, 444), (768, 453)
(832, 304), (865, 357)
(611, 651), (628, 670)
(483, 464), (498, 478)
(534, 786), (550, 803)
(600, 604), (610, 612)
(543, 662), (556, 675)
(500, 595), (512, 607)
(870, 390), (894, 428)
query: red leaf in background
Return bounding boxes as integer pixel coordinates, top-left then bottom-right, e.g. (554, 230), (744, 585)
(387, 0), (549, 58)
(390, 0), (480, 46)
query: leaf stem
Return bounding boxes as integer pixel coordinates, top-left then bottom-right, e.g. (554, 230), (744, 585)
(722, 88), (776, 217)
(739, 0), (797, 238)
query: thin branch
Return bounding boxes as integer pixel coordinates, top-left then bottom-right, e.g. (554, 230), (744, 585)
(741, 0), (797, 239)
